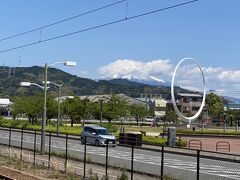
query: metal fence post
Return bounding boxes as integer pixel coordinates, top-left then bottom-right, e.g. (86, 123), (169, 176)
(131, 144), (134, 180)
(197, 150), (200, 180)
(161, 146), (164, 180)
(34, 130), (37, 165)
(83, 136), (87, 178)
(9, 127), (11, 149)
(105, 139), (109, 177)
(20, 129), (24, 161)
(48, 132), (52, 169)
(65, 133), (68, 173)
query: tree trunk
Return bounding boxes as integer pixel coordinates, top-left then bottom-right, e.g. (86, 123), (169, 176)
(136, 116), (139, 125)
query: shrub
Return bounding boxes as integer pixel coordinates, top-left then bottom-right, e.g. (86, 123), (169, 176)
(88, 168), (99, 180)
(101, 175), (109, 180)
(98, 123), (118, 133)
(12, 120), (21, 127)
(142, 136), (167, 146)
(18, 121), (30, 129)
(117, 169), (128, 180)
(176, 138), (187, 147)
(48, 120), (57, 127)
(0, 118), (8, 125)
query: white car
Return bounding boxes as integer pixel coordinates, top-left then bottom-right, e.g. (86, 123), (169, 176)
(80, 126), (116, 147)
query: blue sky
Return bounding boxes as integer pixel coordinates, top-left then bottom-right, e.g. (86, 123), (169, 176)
(0, 0), (240, 97)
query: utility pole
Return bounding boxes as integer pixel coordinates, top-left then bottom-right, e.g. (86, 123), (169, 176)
(41, 63), (48, 154)
(100, 99), (103, 123)
(8, 67), (11, 78)
(57, 85), (62, 135)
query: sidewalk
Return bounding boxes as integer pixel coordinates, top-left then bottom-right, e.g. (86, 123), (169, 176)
(181, 136), (240, 154)
(143, 130), (240, 154)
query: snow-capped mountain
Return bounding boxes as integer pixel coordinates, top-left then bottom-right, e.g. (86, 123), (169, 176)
(99, 74), (170, 86)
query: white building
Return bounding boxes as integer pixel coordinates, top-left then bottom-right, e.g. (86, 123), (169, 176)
(154, 99), (167, 118)
(0, 98), (12, 116)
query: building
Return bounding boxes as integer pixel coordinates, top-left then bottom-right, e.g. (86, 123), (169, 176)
(60, 94), (146, 106)
(137, 94), (168, 118)
(177, 93), (203, 116)
(0, 98), (12, 116)
(154, 99), (167, 118)
(225, 103), (240, 110)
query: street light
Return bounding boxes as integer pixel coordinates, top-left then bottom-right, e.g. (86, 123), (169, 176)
(20, 82), (45, 90)
(40, 61), (76, 154)
(44, 81), (62, 136)
(21, 61), (76, 154)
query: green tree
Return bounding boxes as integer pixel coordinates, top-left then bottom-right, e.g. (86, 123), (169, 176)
(61, 97), (82, 127)
(61, 97), (92, 127)
(88, 101), (102, 120)
(165, 107), (178, 124)
(46, 95), (58, 123)
(103, 95), (128, 123)
(129, 104), (149, 125)
(11, 94), (44, 124)
(205, 93), (224, 120)
(161, 107), (179, 136)
(225, 109), (240, 126)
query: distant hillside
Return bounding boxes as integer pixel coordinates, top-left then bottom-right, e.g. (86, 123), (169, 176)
(0, 66), (171, 99)
(222, 96), (240, 103)
(108, 78), (149, 86)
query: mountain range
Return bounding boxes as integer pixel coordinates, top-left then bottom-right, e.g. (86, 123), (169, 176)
(2, 66), (239, 103)
(0, 66), (171, 99)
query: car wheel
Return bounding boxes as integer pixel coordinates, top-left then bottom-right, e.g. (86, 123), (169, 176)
(81, 137), (85, 145)
(95, 140), (99, 146)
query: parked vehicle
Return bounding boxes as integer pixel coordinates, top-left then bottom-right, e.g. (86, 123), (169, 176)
(80, 126), (116, 147)
(144, 117), (156, 122)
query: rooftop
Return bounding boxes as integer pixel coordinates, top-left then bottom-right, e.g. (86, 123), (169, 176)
(177, 93), (202, 98)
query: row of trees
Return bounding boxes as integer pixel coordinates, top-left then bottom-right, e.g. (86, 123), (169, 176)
(11, 94), (150, 126)
(202, 93), (240, 126)
(160, 93), (240, 127)
(11, 92), (240, 127)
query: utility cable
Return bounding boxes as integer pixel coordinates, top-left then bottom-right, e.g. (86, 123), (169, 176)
(0, 0), (198, 54)
(0, 0), (126, 42)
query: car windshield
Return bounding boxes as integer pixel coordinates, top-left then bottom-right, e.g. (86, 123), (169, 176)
(95, 129), (111, 135)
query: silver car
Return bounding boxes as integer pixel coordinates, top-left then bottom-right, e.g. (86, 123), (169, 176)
(80, 126), (116, 147)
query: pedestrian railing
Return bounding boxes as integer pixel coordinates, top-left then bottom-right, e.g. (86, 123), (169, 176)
(188, 139), (202, 150)
(216, 141), (230, 152)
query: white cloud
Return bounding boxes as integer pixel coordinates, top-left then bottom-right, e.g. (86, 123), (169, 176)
(203, 67), (222, 73)
(177, 80), (194, 86)
(98, 59), (172, 81)
(98, 58), (240, 98)
(218, 70), (240, 82)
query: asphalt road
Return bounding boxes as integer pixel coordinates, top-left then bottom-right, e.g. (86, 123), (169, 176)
(0, 129), (239, 180)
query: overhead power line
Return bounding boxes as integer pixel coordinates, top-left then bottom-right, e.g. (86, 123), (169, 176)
(0, 0), (126, 42)
(0, 0), (198, 54)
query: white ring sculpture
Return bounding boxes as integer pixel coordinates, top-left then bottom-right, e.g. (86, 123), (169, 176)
(171, 58), (206, 124)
